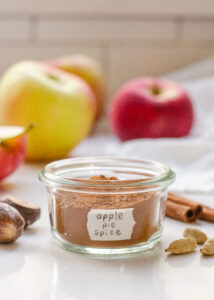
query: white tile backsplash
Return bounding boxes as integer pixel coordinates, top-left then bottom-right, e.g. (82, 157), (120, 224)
(37, 19), (176, 42)
(0, 0), (214, 106)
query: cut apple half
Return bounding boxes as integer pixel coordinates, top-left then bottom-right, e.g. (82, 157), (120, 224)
(0, 123), (34, 144)
(0, 124), (34, 181)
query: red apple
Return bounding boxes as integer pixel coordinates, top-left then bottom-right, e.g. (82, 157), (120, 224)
(48, 55), (106, 122)
(110, 77), (194, 140)
(0, 124), (32, 180)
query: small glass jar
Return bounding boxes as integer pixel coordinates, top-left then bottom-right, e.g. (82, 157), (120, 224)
(39, 157), (175, 256)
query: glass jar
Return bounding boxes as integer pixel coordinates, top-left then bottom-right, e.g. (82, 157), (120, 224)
(39, 156), (175, 256)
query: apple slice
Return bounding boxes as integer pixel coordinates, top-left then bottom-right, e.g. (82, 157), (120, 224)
(0, 124), (33, 181)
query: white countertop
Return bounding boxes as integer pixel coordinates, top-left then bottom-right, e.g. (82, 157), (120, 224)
(1, 150), (214, 300)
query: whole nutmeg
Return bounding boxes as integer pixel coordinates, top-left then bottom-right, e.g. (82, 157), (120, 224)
(0, 203), (25, 243)
(1, 195), (41, 228)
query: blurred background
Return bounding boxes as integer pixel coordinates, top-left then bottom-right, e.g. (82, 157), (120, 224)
(1, 0), (214, 100)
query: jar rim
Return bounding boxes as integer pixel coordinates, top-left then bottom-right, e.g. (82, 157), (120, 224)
(39, 156), (175, 189)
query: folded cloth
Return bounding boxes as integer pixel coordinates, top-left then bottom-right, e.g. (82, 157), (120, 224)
(108, 75), (214, 193)
(109, 138), (214, 193)
(73, 62), (214, 193)
(184, 76), (214, 139)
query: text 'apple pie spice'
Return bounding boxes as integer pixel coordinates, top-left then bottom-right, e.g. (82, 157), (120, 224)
(54, 175), (161, 247)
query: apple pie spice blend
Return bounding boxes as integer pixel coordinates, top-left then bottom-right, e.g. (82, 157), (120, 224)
(51, 175), (162, 247)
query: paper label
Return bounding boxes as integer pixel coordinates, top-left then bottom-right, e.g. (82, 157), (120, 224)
(87, 208), (136, 241)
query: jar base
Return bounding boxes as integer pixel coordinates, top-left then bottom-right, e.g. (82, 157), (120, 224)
(51, 227), (163, 257)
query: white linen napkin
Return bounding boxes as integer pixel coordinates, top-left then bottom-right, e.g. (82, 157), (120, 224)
(109, 138), (214, 193)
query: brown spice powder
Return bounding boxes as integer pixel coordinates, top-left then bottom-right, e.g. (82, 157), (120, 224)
(53, 175), (161, 248)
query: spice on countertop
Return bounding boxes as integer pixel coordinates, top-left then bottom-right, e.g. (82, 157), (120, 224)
(0, 194), (41, 227)
(166, 200), (196, 223)
(168, 193), (202, 218)
(200, 239), (214, 256)
(200, 205), (214, 222)
(0, 195), (41, 244)
(166, 227), (214, 257)
(183, 228), (207, 244)
(165, 238), (197, 254)
(166, 192), (214, 223)
(0, 203), (25, 243)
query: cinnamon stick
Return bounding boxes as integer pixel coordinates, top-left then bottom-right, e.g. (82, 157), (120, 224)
(201, 205), (214, 222)
(168, 192), (202, 218)
(167, 192), (214, 223)
(166, 200), (196, 223)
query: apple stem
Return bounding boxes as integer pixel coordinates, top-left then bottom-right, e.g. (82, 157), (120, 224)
(24, 123), (35, 134)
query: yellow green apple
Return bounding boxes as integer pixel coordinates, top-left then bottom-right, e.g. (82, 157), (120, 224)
(48, 55), (106, 122)
(0, 61), (96, 161)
